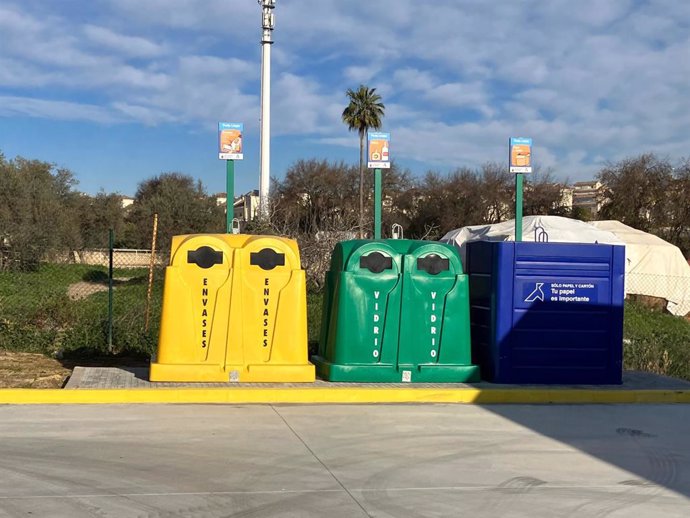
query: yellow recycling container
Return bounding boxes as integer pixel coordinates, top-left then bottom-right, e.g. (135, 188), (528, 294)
(149, 234), (315, 383)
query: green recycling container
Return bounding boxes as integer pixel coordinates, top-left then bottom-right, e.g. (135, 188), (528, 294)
(313, 239), (478, 382)
(315, 240), (406, 382)
(398, 241), (479, 382)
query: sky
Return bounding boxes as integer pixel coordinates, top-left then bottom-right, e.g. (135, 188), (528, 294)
(0, 0), (688, 197)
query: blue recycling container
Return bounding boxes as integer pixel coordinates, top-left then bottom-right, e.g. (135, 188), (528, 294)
(466, 241), (625, 384)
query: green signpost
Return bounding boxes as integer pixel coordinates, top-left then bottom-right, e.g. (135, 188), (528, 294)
(367, 131), (390, 239)
(219, 122), (244, 233)
(509, 137), (533, 242)
(515, 173), (524, 242)
(226, 159), (235, 233)
(374, 168), (382, 240)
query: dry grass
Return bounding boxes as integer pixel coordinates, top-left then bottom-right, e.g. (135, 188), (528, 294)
(0, 351), (72, 388)
(66, 281), (109, 301)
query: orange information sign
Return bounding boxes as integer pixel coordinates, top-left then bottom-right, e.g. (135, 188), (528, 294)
(509, 137), (532, 173)
(219, 122), (243, 160)
(367, 132), (390, 169)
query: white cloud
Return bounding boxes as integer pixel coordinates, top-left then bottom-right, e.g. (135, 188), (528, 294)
(384, 103), (428, 125)
(111, 102), (177, 126)
(272, 73), (343, 136)
(83, 25), (166, 58)
(107, 0), (257, 35)
(0, 6), (100, 69)
(0, 4), (170, 91)
(0, 96), (123, 123)
(0, 58), (52, 87)
(391, 68), (435, 92)
(149, 56), (258, 123)
(344, 65), (380, 84)
(498, 55), (549, 85)
(566, 0), (633, 27)
(424, 82), (492, 113)
(178, 55), (255, 80)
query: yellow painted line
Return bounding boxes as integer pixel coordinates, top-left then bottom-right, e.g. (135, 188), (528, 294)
(1, 388), (689, 405)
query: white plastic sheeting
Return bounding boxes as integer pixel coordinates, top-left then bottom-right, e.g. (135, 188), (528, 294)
(440, 215), (690, 316)
(591, 220), (690, 316)
(440, 215), (623, 264)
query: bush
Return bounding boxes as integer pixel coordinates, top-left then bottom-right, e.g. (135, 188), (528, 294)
(306, 291), (323, 356)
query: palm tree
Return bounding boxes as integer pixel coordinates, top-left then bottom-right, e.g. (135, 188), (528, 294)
(342, 85), (385, 238)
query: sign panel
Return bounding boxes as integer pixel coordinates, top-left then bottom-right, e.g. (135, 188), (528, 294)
(509, 137), (532, 173)
(520, 280), (600, 305)
(367, 131), (391, 169)
(219, 122), (243, 160)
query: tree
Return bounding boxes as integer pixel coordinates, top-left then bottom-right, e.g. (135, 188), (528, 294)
(406, 168), (487, 239)
(342, 85), (385, 237)
(268, 159), (416, 287)
(0, 155), (81, 270)
(125, 173), (224, 253)
(268, 159), (360, 289)
(479, 162), (513, 223)
(72, 191), (128, 248)
(363, 163), (416, 237)
(597, 154), (673, 231)
(666, 158), (690, 256)
(271, 159), (359, 235)
(571, 205), (594, 222)
(523, 167), (569, 217)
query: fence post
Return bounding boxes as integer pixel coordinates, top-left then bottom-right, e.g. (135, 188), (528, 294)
(108, 228), (114, 353)
(145, 213), (159, 333)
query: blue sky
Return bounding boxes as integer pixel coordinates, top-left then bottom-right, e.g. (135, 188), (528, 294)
(1, 0), (688, 197)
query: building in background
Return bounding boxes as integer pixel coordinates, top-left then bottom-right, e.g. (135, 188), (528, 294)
(214, 190), (260, 222)
(571, 180), (604, 217)
(558, 187), (573, 212)
(235, 190), (260, 221)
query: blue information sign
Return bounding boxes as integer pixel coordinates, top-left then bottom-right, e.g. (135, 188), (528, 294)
(218, 122), (243, 160)
(509, 137), (532, 173)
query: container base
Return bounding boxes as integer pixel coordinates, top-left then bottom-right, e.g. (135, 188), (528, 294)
(149, 362), (315, 383)
(312, 357), (480, 383)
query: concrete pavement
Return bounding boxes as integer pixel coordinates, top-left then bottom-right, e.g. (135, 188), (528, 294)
(0, 404), (688, 517)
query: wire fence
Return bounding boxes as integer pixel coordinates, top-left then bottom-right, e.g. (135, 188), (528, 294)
(0, 232), (168, 358)
(625, 272), (690, 317)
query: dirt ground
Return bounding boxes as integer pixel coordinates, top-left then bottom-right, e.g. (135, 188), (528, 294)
(67, 281), (108, 301)
(0, 351), (72, 388)
(0, 351), (151, 388)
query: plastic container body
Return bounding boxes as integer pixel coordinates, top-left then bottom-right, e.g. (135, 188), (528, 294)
(466, 241), (625, 384)
(150, 234), (314, 382)
(314, 239), (478, 382)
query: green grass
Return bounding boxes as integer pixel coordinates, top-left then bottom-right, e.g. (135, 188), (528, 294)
(624, 301), (690, 380)
(0, 264), (161, 358)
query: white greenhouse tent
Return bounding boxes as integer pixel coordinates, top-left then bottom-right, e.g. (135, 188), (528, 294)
(590, 220), (690, 317)
(440, 215), (690, 317)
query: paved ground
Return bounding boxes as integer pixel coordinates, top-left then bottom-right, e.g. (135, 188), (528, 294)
(0, 404), (688, 517)
(65, 366), (690, 390)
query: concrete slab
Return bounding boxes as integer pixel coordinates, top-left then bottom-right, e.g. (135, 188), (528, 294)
(0, 404), (688, 517)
